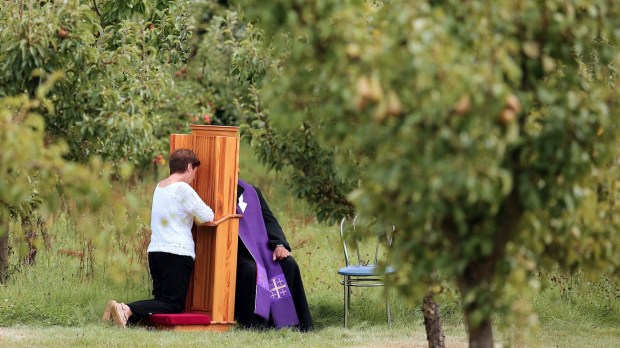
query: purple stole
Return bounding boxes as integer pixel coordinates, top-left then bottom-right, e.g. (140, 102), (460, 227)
(236, 180), (299, 328)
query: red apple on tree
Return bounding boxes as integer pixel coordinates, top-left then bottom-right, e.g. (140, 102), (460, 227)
(58, 27), (68, 39)
(499, 108), (516, 125)
(153, 153), (164, 164)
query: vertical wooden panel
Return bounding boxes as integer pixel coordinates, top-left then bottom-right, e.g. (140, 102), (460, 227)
(191, 225), (215, 312)
(192, 136), (217, 211)
(172, 126), (240, 328)
(208, 218), (239, 322)
(169, 134), (193, 153)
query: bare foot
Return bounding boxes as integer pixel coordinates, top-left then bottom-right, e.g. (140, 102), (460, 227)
(102, 300), (118, 322)
(111, 303), (128, 328)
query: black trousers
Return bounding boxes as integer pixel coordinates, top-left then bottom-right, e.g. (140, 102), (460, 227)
(234, 242), (314, 331)
(127, 252), (194, 324)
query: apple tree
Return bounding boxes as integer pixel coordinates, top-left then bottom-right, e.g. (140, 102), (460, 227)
(0, 0), (196, 281)
(0, 0), (194, 164)
(228, 1), (620, 347)
(188, 3), (357, 221)
(0, 74), (124, 281)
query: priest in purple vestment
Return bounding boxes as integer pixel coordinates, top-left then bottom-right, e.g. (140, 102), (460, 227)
(235, 180), (313, 332)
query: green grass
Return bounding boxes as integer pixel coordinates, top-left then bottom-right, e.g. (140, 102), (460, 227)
(0, 324), (468, 348)
(2, 143), (620, 347)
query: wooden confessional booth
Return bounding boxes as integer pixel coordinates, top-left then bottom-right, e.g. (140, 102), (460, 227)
(169, 125), (241, 331)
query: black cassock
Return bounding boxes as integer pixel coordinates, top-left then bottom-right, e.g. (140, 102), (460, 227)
(235, 185), (313, 331)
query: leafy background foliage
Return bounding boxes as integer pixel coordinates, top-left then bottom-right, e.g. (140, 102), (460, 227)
(0, 0), (198, 164)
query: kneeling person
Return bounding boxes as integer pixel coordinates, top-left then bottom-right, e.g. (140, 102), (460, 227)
(103, 149), (214, 327)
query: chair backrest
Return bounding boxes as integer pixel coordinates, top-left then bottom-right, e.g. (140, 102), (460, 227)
(340, 215), (394, 267)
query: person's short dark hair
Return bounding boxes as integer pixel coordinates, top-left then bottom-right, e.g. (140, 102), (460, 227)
(169, 149), (201, 174)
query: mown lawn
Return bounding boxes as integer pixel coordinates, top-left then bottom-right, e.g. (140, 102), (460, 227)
(2, 321), (620, 347)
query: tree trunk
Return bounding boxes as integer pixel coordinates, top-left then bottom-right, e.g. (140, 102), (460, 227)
(22, 216), (37, 265)
(0, 217), (9, 284)
(452, 193), (522, 348)
(458, 268), (496, 348)
(458, 262), (497, 348)
(423, 292), (445, 348)
(464, 313), (494, 348)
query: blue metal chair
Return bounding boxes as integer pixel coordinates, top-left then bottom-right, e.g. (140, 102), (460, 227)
(338, 215), (395, 327)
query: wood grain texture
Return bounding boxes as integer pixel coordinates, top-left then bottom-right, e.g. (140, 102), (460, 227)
(170, 126), (240, 330)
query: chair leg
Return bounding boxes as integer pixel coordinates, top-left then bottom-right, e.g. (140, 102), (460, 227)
(343, 275), (350, 328)
(386, 287), (392, 327)
(347, 278), (351, 311)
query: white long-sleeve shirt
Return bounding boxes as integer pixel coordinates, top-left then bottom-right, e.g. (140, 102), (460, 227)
(147, 182), (214, 259)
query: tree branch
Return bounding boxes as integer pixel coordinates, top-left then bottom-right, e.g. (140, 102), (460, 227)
(92, 0), (101, 17)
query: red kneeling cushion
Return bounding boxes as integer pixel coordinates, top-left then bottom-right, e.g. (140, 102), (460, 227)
(149, 313), (212, 326)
